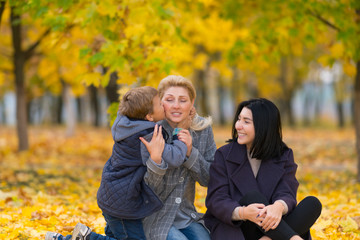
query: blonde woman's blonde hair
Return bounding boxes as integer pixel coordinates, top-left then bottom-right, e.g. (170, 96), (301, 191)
(158, 75), (212, 131)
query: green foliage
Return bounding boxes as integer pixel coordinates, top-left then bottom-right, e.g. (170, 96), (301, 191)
(56, 0), (74, 11)
(88, 52), (105, 67)
(154, 3), (174, 20)
(44, 15), (68, 31)
(0, 0), (359, 118)
(107, 102), (119, 126)
(79, 48), (91, 58)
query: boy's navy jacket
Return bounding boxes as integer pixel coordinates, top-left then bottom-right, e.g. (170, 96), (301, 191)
(97, 115), (187, 219)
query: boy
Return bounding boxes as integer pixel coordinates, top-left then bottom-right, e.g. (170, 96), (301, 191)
(46, 86), (187, 240)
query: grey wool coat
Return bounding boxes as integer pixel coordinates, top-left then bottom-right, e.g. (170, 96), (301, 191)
(143, 119), (217, 240)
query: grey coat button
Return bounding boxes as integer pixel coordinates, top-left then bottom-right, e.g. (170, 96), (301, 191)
(175, 197), (182, 204)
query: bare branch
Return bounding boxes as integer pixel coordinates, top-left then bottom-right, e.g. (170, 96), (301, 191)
(0, 67), (12, 73)
(24, 28), (51, 61)
(307, 9), (341, 32)
(0, 47), (12, 58)
(24, 23), (76, 61)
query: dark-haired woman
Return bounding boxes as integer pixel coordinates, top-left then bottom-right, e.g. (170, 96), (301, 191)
(204, 98), (322, 240)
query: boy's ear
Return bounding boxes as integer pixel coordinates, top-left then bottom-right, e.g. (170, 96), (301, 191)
(145, 113), (153, 121)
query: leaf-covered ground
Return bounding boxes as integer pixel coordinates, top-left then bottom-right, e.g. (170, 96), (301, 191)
(0, 126), (359, 239)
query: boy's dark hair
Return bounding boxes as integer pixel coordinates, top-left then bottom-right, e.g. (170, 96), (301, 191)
(119, 86), (158, 119)
(230, 98), (287, 160)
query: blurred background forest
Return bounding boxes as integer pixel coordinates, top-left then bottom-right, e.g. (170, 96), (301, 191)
(0, 0), (359, 142)
(1, 0), (360, 239)
(2, 0), (360, 177)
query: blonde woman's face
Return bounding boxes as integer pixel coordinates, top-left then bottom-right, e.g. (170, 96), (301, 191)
(162, 86), (194, 127)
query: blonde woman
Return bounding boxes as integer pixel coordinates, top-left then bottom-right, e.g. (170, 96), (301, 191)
(143, 75), (216, 240)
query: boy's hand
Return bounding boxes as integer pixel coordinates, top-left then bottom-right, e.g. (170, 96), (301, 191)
(177, 129), (192, 157)
(140, 125), (165, 164)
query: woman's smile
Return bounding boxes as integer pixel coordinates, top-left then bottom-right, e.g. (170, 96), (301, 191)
(170, 112), (182, 117)
(162, 86), (194, 128)
(235, 107), (255, 149)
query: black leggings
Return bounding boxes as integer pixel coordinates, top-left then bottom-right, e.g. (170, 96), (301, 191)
(239, 191), (322, 240)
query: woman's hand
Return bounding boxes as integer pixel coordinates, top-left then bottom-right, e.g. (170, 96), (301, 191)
(258, 201), (284, 232)
(243, 203), (265, 225)
(140, 125), (165, 164)
(177, 129), (192, 157)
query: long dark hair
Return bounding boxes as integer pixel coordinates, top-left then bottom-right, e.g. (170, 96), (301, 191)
(230, 98), (287, 160)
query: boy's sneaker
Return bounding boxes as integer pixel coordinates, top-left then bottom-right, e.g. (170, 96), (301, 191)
(45, 232), (64, 240)
(71, 222), (92, 240)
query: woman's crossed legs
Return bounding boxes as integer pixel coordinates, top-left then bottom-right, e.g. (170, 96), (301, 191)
(239, 191), (322, 240)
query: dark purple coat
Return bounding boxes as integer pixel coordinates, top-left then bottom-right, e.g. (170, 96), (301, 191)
(204, 142), (301, 240)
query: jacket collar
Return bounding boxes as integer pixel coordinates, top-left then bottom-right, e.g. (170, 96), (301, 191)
(226, 142), (285, 200)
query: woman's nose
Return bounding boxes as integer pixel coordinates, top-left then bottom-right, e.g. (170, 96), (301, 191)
(173, 100), (180, 108)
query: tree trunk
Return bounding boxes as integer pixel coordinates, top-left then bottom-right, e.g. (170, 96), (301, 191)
(194, 69), (210, 116)
(51, 94), (63, 124)
(231, 66), (241, 105)
(303, 84), (311, 126)
(351, 98), (355, 126)
(63, 82), (76, 137)
(284, 98), (294, 126)
(333, 70), (346, 128)
(0, 98), (5, 124)
(105, 72), (120, 103)
(355, 60), (360, 182)
(314, 84), (322, 123)
(279, 56), (295, 126)
(355, 9), (360, 182)
(89, 85), (100, 126)
(27, 100), (32, 124)
(336, 101), (345, 128)
(76, 97), (83, 123)
(217, 85), (226, 125)
(0, 1), (5, 26)
(11, 8), (29, 151)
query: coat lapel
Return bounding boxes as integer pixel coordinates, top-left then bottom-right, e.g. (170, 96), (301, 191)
(226, 143), (261, 196)
(256, 157), (285, 201)
(226, 143), (286, 201)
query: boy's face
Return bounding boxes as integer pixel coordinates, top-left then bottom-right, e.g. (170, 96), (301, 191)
(150, 95), (165, 122)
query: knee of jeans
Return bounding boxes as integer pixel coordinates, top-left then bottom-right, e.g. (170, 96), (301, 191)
(167, 226), (187, 240)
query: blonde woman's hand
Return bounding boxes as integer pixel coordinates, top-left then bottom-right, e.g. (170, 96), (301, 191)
(140, 125), (165, 164)
(177, 129), (192, 157)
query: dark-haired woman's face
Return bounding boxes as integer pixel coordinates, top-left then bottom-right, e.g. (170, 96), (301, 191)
(235, 107), (255, 149)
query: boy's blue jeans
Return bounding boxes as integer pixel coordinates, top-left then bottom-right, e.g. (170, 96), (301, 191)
(101, 213), (146, 240)
(64, 213), (146, 240)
